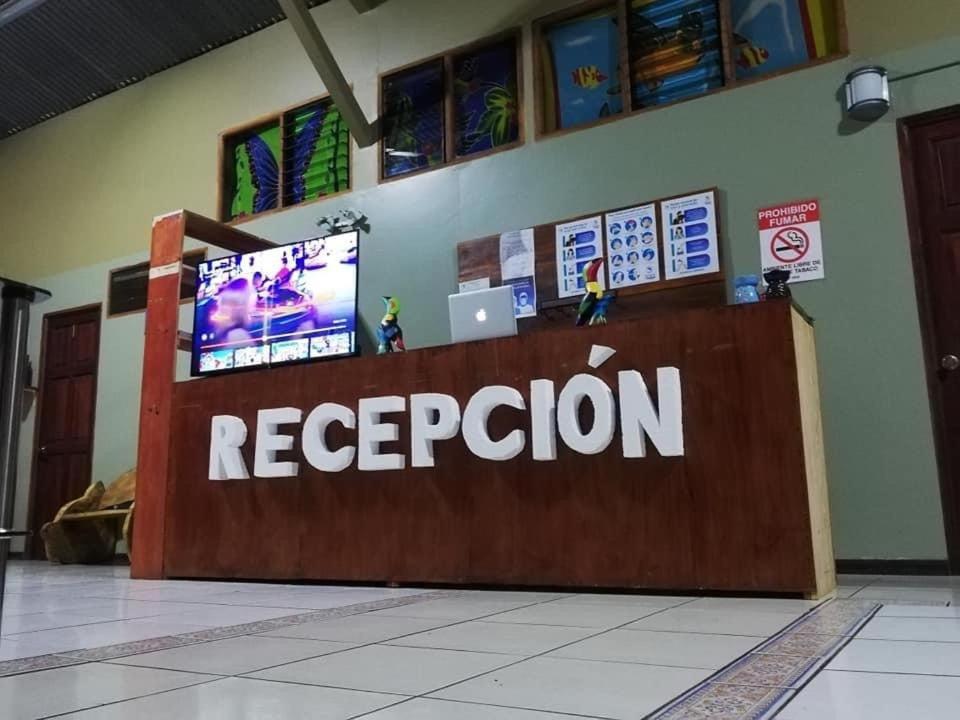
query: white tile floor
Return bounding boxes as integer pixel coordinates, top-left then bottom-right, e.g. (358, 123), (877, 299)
(0, 563), (957, 719)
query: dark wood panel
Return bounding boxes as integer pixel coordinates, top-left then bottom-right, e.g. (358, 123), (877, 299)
(31, 453), (91, 532)
(184, 210), (275, 254)
(456, 190), (726, 324)
(163, 301), (819, 592)
(27, 304), (102, 558)
(131, 213), (186, 579)
(899, 106), (960, 569)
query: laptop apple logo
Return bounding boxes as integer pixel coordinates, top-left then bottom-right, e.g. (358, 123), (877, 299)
(475, 308), (487, 323)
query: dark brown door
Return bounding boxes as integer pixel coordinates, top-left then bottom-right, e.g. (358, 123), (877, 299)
(27, 304), (101, 558)
(901, 106), (960, 570)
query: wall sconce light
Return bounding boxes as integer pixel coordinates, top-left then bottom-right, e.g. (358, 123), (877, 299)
(844, 66), (890, 122)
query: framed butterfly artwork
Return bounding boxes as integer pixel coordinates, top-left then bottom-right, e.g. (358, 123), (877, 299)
(219, 94), (352, 223)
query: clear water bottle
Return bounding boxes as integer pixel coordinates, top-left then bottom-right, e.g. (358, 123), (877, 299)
(734, 275), (760, 304)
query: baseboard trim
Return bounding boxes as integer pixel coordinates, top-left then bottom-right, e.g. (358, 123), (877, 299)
(837, 559), (951, 576)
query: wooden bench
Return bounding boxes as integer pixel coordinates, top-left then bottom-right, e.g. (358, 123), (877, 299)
(40, 469), (135, 564)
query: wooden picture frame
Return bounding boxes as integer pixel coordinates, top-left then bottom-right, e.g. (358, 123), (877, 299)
(532, 0), (624, 139)
(378, 54), (448, 184)
(217, 92), (354, 225)
(533, 0), (849, 139)
(378, 28), (525, 184)
(448, 28), (525, 163)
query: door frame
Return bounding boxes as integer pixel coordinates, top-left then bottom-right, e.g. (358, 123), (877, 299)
(25, 302), (103, 559)
(898, 104), (960, 571)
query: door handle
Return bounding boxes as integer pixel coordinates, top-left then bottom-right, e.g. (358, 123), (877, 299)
(942, 355), (960, 372)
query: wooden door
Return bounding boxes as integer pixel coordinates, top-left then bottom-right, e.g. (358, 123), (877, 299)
(901, 106), (960, 569)
(27, 305), (102, 558)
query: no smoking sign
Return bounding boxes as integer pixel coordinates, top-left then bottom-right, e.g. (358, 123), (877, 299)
(771, 227), (809, 263)
(758, 199), (824, 283)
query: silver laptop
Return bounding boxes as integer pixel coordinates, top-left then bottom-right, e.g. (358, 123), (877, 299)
(449, 286), (518, 344)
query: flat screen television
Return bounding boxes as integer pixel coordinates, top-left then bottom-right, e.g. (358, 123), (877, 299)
(191, 230), (359, 376)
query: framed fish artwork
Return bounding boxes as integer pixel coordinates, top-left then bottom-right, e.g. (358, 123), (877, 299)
(541, 8), (623, 132)
(628, 0), (724, 110)
(224, 120), (281, 222)
(452, 36), (521, 158)
(731, 0), (840, 80)
(381, 60), (445, 179)
(282, 99), (350, 205)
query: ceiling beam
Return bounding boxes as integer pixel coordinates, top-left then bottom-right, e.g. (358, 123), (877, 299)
(349, 0), (387, 12)
(277, 0), (378, 148)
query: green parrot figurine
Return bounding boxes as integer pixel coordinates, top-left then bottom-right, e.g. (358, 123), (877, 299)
(377, 296), (406, 354)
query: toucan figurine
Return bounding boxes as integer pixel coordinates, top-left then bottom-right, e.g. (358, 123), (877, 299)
(576, 258), (614, 327)
(377, 296), (406, 354)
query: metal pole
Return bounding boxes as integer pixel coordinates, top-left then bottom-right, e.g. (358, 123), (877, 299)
(0, 284), (36, 632)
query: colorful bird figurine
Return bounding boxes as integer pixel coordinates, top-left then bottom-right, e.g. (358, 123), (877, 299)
(576, 258), (613, 327)
(377, 296), (406, 354)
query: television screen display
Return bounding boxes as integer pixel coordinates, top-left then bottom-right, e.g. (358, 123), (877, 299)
(192, 231), (359, 376)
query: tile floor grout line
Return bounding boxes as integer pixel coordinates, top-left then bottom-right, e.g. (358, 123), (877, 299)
(358, 694), (619, 720)
(37, 675), (227, 720)
(85, 661), (233, 679)
(341, 598), (706, 720)
(617, 626), (806, 639)
(0, 611), (204, 640)
(232, 593), (588, 678)
(27, 588), (435, 611)
(5, 595), (455, 667)
(228, 674), (415, 697)
(845, 636), (960, 643)
(0, 590), (458, 677)
(7, 591), (495, 713)
(823, 666), (960, 679)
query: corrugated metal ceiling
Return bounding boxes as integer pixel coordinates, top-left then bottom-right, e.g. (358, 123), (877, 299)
(0, 0), (328, 138)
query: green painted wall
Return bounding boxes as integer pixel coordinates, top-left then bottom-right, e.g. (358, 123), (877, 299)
(3, 0), (959, 558)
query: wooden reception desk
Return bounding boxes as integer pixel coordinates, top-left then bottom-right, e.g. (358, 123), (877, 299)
(139, 300), (834, 598)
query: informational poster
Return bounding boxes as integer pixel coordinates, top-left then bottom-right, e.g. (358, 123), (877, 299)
(504, 276), (537, 318)
(500, 229), (537, 317)
(758, 199), (824, 283)
(606, 204), (660, 288)
(556, 216), (604, 299)
(661, 191), (720, 280)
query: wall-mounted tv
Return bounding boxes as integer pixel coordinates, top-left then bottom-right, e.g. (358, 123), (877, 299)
(192, 231), (359, 376)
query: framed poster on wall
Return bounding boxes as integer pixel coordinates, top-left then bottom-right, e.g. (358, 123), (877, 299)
(555, 216), (604, 298)
(606, 204), (660, 288)
(661, 190), (720, 280)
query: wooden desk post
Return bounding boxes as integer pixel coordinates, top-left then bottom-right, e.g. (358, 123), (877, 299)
(132, 211), (275, 579)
